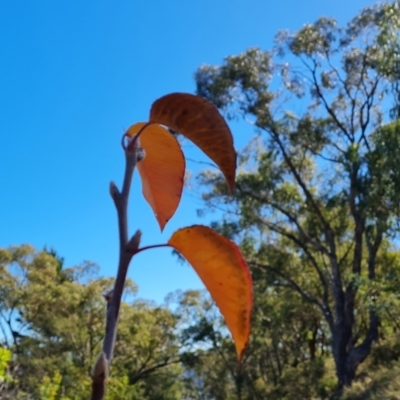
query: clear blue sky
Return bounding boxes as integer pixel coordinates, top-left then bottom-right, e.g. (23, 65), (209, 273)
(0, 0), (377, 303)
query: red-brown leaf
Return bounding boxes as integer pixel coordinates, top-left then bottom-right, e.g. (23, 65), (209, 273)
(168, 225), (253, 361)
(150, 93), (236, 193)
(126, 123), (185, 231)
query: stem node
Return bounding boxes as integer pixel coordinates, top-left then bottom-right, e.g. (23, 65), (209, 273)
(127, 230), (142, 253)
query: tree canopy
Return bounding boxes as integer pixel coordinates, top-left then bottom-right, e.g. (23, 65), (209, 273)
(194, 0), (400, 394)
(1, 2), (400, 399)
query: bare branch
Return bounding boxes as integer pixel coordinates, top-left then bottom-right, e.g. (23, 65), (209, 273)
(358, 75), (379, 151)
(250, 260), (334, 330)
(235, 184), (333, 321)
(130, 359), (181, 384)
(305, 58), (353, 142)
(237, 184), (330, 255)
(325, 51), (358, 137)
(91, 142), (142, 400)
(266, 122), (337, 260)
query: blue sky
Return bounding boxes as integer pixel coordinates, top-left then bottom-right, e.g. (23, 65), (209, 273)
(0, 0), (378, 303)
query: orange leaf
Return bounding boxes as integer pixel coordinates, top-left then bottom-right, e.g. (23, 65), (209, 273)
(126, 123), (185, 231)
(149, 93), (236, 193)
(168, 225), (252, 361)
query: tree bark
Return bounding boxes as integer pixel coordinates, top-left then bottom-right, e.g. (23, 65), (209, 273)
(332, 310), (378, 389)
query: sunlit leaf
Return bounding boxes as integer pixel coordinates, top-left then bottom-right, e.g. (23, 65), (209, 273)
(149, 93), (236, 193)
(168, 225), (253, 361)
(126, 123), (185, 231)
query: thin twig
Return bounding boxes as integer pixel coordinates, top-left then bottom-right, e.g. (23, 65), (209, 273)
(91, 141), (142, 400)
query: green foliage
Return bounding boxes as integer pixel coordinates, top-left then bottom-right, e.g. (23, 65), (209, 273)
(1, 2), (400, 399)
(37, 373), (65, 400)
(0, 245), (185, 399)
(0, 348), (11, 380)
(194, 0), (400, 393)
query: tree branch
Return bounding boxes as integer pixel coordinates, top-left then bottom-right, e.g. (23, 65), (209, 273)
(232, 191), (333, 327)
(267, 122), (336, 255)
(130, 359), (181, 384)
(265, 121), (345, 318)
(236, 183), (330, 255)
(307, 59), (353, 142)
(249, 260), (334, 330)
(91, 142), (142, 400)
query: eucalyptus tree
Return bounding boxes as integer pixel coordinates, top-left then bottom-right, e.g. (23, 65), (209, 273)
(195, 1), (400, 389)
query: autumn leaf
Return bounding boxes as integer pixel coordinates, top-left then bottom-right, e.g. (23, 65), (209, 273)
(149, 93), (236, 193)
(168, 225), (253, 361)
(126, 123), (185, 231)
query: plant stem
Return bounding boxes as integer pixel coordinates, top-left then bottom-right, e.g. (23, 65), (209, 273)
(91, 144), (140, 400)
(132, 243), (169, 255)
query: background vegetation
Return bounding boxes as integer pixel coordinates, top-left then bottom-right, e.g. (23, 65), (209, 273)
(2, 2), (400, 399)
